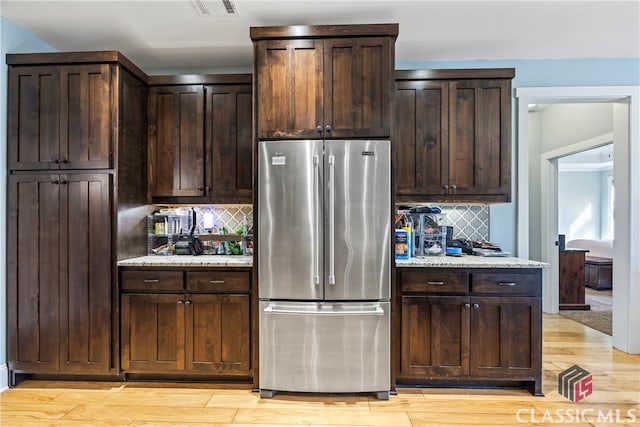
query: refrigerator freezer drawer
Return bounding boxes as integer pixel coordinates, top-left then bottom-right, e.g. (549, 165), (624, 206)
(259, 301), (390, 394)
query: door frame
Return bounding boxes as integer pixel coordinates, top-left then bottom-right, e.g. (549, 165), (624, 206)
(515, 86), (640, 354)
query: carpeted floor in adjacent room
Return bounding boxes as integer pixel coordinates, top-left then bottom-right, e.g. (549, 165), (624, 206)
(560, 287), (612, 335)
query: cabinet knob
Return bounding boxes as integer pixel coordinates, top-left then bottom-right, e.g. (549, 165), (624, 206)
(325, 124), (332, 132)
(51, 177), (60, 185)
(196, 185), (203, 191)
(185, 301), (191, 306)
(177, 301), (183, 305)
(451, 184), (457, 192)
(443, 184), (449, 191)
(51, 157), (60, 164)
(317, 125), (323, 133)
(205, 186), (210, 193)
(473, 303), (480, 309)
(464, 303), (471, 309)
(60, 157), (68, 164)
(59, 178), (67, 185)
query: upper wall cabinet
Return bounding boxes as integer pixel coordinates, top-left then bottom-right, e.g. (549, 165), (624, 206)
(148, 85), (205, 198)
(395, 69), (515, 203)
(251, 24), (398, 140)
(8, 64), (112, 170)
(148, 75), (253, 204)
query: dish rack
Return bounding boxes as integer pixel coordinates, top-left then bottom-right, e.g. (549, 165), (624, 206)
(411, 213), (447, 257)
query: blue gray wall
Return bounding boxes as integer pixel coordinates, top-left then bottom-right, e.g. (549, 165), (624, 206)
(0, 16), (55, 389)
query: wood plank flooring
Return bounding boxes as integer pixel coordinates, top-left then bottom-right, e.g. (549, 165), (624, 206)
(1, 314), (638, 426)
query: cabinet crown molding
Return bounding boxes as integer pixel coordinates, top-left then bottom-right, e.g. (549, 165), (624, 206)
(250, 23), (399, 40)
(6, 50), (148, 83)
(395, 68), (515, 81)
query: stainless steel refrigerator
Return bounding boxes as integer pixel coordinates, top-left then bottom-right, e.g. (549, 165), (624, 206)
(258, 139), (391, 399)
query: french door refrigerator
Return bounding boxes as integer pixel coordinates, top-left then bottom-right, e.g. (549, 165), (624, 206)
(258, 139), (391, 399)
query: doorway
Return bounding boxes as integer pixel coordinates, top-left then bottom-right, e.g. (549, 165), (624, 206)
(550, 138), (614, 334)
(515, 86), (640, 354)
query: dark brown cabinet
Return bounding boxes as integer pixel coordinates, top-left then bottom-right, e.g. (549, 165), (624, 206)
(394, 70), (514, 203)
(205, 84), (253, 202)
(120, 269), (252, 378)
(6, 52), (149, 384)
(148, 76), (253, 203)
(400, 295), (470, 378)
(8, 64), (112, 170)
(8, 173), (112, 374)
(396, 268), (542, 395)
(252, 24), (397, 139)
(148, 85), (205, 198)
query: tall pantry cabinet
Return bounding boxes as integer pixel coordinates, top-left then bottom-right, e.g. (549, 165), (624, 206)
(6, 52), (149, 383)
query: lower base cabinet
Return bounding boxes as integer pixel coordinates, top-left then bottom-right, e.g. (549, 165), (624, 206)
(120, 269), (251, 379)
(397, 268), (542, 395)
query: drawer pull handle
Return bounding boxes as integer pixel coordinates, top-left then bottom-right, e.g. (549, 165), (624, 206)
(426, 281), (444, 286)
(498, 282), (516, 287)
(143, 279), (160, 283)
(210, 280), (226, 284)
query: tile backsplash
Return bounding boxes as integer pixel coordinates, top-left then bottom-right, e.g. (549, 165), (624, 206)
(397, 204), (490, 241)
(439, 204), (489, 241)
(191, 205), (253, 234)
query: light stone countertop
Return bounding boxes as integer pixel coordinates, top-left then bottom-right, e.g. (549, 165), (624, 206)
(395, 255), (548, 268)
(117, 255), (253, 268)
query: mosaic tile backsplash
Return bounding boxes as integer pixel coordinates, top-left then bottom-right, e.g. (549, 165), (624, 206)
(192, 204), (489, 241)
(149, 203), (488, 255)
(439, 204), (490, 241)
(398, 204), (490, 241)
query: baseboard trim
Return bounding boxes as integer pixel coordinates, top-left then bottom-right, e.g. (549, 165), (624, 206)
(0, 364), (8, 391)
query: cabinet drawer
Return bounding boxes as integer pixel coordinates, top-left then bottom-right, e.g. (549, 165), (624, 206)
(471, 272), (540, 296)
(121, 271), (184, 292)
(401, 271), (469, 293)
(186, 271), (250, 293)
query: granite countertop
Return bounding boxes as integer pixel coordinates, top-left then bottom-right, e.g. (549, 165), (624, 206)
(395, 255), (548, 268)
(117, 255), (253, 267)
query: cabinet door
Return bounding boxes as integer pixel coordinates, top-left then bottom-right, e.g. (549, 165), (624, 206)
(469, 297), (541, 378)
(448, 79), (511, 200)
(121, 294), (185, 372)
(7, 174), (61, 372)
(205, 84), (253, 202)
(149, 85), (205, 197)
(324, 37), (392, 138)
(7, 66), (60, 170)
(255, 39), (324, 139)
(59, 64), (112, 169)
(399, 295), (469, 379)
(186, 294), (251, 376)
(395, 80), (449, 199)
(59, 173), (112, 373)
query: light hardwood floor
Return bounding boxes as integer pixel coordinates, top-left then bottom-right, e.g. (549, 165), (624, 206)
(1, 314), (638, 426)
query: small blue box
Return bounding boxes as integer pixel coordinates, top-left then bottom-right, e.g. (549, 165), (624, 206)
(395, 229), (410, 260)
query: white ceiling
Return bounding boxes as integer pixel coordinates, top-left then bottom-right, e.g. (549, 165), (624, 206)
(2, 0), (639, 74)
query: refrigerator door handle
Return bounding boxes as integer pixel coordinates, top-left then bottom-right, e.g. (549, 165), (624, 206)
(263, 305), (384, 316)
(328, 155), (336, 285)
(313, 155), (321, 285)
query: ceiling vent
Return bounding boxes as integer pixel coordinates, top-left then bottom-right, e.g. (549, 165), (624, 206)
(189, 0), (239, 16)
